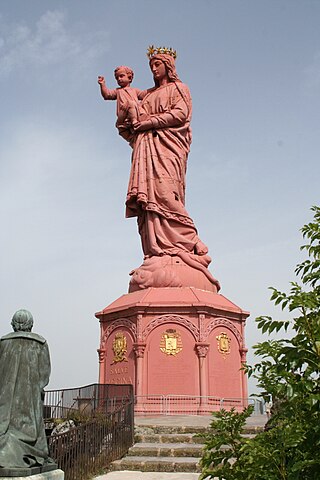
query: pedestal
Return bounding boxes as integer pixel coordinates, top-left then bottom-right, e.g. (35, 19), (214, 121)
(96, 287), (249, 414)
(0, 469), (64, 479)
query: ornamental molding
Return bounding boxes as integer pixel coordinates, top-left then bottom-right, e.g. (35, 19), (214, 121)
(195, 344), (209, 358)
(99, 338), (106, 351)
(136, 314), (143, 342)
(104, 318), (136, 342)
(198, 313), (206, 342)
(143, 314), (199, 341)
(97, 349), (105, 363)
(205, 317), (242, 346)
(133, 343), (146, 358)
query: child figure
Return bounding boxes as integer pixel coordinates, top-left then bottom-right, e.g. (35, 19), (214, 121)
(98, 66), (147, 142)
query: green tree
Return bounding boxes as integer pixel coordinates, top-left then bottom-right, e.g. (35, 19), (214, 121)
(200, 206), (320, 480)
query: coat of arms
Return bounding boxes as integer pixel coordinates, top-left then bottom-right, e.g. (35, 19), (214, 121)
(112, 332), (128, 364)
(160, 329), (183, 356)
(216, 332), (231, 357)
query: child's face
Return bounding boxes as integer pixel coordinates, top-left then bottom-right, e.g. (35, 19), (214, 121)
(115, 69), (132, 87)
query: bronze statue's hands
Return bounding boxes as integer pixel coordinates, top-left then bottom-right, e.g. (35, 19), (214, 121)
(132, 119), (154, 132)
(98, 76), (105, 85)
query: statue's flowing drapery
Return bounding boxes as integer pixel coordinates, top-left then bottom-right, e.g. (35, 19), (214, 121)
(126, 81), (205, 259)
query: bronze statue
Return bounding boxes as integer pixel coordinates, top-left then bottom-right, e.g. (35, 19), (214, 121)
(0, 309), (53, 471)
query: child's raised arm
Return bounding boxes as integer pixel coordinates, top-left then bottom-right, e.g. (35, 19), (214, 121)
(97, 76), (117, 100)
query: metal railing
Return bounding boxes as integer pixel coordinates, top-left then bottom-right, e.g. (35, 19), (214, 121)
(44, 384), (134, 480)
(135, 395), (263, 415)
(44, 383), (133, 419)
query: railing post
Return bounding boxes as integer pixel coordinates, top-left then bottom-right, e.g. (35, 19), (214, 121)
(165, 395), (169, 415)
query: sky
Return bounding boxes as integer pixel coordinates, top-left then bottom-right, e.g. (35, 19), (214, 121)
(0, 0), (319, 393)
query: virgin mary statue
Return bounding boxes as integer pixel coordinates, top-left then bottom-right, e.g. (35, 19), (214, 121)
(114, 46), (219, 292)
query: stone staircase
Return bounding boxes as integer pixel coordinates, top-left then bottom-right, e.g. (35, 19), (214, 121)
(110, 423), (207, 474)
(109, 419), (262, 476)
(97, 415), (266, 480)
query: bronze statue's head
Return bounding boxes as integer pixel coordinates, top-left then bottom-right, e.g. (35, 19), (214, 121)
(11, 309), (34, 332)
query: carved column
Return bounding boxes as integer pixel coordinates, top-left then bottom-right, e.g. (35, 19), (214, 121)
(198, 313), (206, 342)
(97, 348), (106, 384)
(133, 343), (146, 400)
(136, 314), (143, 342)
(195, 343), (209, 410)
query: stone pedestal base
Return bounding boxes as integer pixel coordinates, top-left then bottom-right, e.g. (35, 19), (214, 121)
(96, 287), (249, 414)
(129, 255), (220, 293)
(0, 468), (64, 479)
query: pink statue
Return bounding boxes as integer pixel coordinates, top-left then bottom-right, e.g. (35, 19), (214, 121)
(99, 48), (220, 292)
(98, 66), (147, 143)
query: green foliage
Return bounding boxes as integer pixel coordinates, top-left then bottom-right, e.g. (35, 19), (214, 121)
(199, 406), (253, 480)
(200, 206), (320, 479)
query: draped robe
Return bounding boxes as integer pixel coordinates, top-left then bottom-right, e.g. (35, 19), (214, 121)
(126, 81), (202, 258)
(0, 332), (51, 469)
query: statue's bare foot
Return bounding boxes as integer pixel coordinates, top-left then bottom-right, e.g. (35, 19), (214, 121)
(194, 240), (209, 256)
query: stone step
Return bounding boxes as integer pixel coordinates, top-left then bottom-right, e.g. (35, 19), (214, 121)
(95, 471), (201, 479)
(110, 456), (201, 473)
(135, 425), (207, 435)
(135, 424), (262, 435)
(134, 432), (205, 444)
(128, 442), (204, 457)
(135, 431), (255, 445)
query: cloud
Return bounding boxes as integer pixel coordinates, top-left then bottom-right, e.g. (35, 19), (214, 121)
(0, 10), (110, 76)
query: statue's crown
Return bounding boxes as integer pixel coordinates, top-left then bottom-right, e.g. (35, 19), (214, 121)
(147, 45), (177, 60)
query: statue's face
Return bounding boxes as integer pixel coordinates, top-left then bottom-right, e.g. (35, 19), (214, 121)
(150, 59), (167, 82)
(115, 68), (132, 87)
